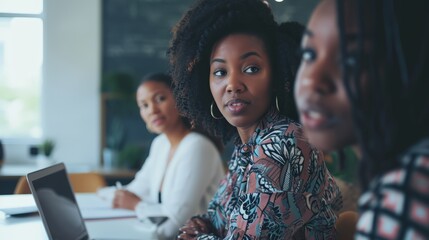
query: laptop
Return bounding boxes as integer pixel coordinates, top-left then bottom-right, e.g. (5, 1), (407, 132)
(27, 162), (95, 240)
(26, 162), (155, 240)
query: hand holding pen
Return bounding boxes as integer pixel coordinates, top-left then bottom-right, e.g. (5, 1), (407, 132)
(112, 181), (141, 210)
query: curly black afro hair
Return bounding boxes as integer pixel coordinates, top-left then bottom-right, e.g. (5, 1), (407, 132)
(169, 0), (304, 143)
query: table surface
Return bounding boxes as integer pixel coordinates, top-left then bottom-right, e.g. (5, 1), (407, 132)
(0, 162), (136, 179)
(0, 193), (157, 240)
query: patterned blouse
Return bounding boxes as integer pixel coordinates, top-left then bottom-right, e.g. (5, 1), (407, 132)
(183, 109), (342, 239)
(356, 139), (429, 239)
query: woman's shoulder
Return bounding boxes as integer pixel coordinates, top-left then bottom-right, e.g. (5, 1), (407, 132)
(183, 131), (210, 142)
(400, 152), (429, 186)
(180, 132), (219, 151)
(358, 153), (429, 237)
(151, 134), (168, 146)
(176, 132), (223, 166)
(254, 117), (323, 169)
(402, 153), (429, 171)
(363, 152), (429, 204)
(390, 140), (429, 187)
(258, 117), (306, 145)
(185, 131), (206, 139)
(401, 138), (429, 171)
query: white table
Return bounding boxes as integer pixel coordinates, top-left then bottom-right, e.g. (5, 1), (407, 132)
(0, 194), (158, 239)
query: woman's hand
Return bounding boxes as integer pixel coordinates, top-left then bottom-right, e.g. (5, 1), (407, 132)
(177, 217), (214, 239)
(112, 189), (141, 210)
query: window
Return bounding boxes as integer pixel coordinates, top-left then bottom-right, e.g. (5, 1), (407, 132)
(0, 0), (44, 138)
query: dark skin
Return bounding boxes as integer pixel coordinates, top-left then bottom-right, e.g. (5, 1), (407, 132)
(178, 33), (273, 240)
(177, 217), (215, 239)
(294, 0), (364, 155)
(209, 33), (272, 144)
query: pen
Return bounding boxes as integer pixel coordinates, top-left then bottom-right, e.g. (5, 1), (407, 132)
(115, 181), (123, 190)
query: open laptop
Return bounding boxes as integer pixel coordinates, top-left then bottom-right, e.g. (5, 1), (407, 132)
(27, 162), (95, 240)
(26, 162), (155, 240)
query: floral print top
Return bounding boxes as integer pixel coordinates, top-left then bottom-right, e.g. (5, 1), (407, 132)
(356, 138), (429, 239)
(182, 110), (342, 239)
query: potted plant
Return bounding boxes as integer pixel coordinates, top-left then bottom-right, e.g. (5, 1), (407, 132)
(35, 139), (56, 166)
(40, 139), (55, 158)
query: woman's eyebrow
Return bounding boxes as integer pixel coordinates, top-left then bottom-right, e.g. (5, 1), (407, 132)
(210, 58), (226, 65)
(210, 51), (261, 65)
(240, 51), (261, 60)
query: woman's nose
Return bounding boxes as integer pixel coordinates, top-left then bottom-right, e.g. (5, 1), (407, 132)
(147, 103), (159, 114)
(296, 62), (335, 96)
(226, 72), (245, 94)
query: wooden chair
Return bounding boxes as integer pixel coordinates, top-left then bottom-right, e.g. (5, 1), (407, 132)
(336, 211), (359, 240)
(14, 172), (107, 194)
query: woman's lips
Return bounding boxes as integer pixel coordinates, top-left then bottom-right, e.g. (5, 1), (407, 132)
(300, 109), (337, 130)
(151, 117), (165, 127)
(225, 99), (250, 115)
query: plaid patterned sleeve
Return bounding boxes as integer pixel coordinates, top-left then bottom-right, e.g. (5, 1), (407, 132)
(356, 154), (429, 240)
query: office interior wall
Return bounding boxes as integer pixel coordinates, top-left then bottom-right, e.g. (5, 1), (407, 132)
(42, 0), (101, 166)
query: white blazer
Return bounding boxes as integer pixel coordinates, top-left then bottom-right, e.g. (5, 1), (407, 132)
(126, 132), (225, 240)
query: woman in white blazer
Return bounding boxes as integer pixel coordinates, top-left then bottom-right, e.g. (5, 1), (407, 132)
(104, 73), (225, 240)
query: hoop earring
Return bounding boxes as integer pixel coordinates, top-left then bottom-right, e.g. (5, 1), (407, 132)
(275, 96), (280, 112)
(210, 102), (223, 119)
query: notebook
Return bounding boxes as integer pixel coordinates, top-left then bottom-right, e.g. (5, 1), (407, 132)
(26, 162), (154, 240)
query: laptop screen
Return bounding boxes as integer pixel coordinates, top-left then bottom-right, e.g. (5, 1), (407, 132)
(29, 163), (88, 240)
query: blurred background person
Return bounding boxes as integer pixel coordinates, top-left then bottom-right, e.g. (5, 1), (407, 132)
(295, 0), (429, 238)
(99, 73), (225, 240)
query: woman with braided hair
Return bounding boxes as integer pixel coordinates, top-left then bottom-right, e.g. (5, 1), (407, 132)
(169, 0), (342, 239)
(295, 0), (429, 238)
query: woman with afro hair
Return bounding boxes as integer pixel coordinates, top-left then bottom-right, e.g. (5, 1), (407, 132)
(169, 0), (342, 239)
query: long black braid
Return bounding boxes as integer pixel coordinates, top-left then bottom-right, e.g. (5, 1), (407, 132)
(336, 0), (429, 188)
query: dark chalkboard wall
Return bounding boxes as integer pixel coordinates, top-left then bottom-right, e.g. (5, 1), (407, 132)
(102, 0), (196, 79)
(100, 0), (318, 168)
(101, 0), (318, 80)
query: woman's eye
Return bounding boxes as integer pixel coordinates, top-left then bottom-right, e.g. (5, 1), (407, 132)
(213, 69), (226, 77)
(244, 66), (259, 74)
(141, 103), (148, 109)
(155, 95), (166, 103)
(300, 48), (316, 62)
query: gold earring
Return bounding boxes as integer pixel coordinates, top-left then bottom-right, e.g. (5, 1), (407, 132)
(275, 96), (280, 112)
(210, 102), (223, 119)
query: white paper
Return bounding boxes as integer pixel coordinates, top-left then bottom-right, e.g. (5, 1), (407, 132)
(95, 186), (116, 203)
(80, 208), (136, 220)
(0, 194), (38, 215)
(76, 193), (136, 220)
